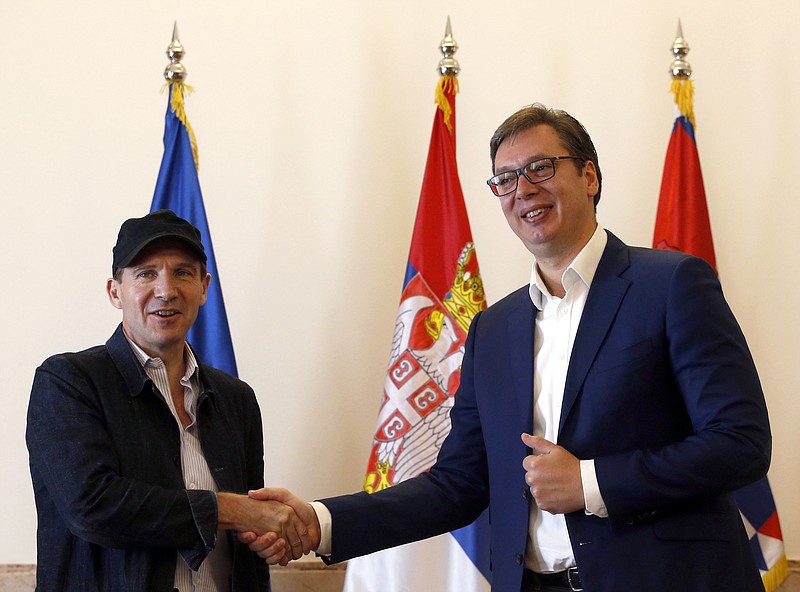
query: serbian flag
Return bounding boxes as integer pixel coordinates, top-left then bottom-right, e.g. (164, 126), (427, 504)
(654, 74), (787, 592)
(652, 78), (716, 267)
(343, 75), (490, 592)
(151, 79), (238, 377)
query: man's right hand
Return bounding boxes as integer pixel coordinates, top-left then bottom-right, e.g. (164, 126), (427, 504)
(217, 490), (317, 561)
(236, 488), (321, 565)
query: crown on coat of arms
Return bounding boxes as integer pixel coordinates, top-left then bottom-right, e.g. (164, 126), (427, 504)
(443, 243), (486, 335)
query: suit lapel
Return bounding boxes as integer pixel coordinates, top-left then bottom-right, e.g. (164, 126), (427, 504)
(559, 233), (631, 436)
(505, 289), (536, 434)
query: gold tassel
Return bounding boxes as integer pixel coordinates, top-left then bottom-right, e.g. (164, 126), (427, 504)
(161, 80), (200, 170)
(435, 75), (460, 134)
(761, 555), (788, 592)
(670, 78), (696, 129)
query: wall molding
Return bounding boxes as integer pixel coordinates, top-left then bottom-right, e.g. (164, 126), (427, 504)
(0, 561), (347, 592)
(2, 560), (796, 592)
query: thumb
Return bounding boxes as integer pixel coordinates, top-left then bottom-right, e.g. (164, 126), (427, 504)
(521, 433), (556, 454)
(248, 487), (292, 503)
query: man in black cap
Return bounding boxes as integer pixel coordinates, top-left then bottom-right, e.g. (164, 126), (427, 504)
(26, 210), (317, 592)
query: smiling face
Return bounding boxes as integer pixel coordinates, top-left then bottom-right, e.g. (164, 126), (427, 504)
(106, 237), (210, 362)
(494, 124), (599, 266)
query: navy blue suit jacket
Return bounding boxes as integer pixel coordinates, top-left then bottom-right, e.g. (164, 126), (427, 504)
(323, 232), (770, 591)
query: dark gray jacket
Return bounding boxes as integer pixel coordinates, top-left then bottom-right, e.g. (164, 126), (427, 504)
(27, 324), (268, 592)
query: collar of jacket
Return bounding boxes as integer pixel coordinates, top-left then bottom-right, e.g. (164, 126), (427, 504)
(105, 323), (218, 410)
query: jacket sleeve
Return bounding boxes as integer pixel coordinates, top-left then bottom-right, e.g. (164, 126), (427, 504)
(594, 256), (771, 520)
(223, 373), (270, 590)
(321, 312), (490, 562)
(26, 355), (216, 566)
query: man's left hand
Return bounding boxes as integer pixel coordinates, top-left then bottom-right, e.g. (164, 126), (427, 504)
(521, 433), (585, 514)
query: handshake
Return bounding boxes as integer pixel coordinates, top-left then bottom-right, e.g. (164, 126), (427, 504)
(218, 487), (320, 566)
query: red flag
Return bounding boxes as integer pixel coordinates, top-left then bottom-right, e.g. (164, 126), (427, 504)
(405, 78), (474, 298)
(653, 111), (716, 268)
(362, 76), (485, 493)
(655, 52), (786, 589)
(344, 76), (490, 592)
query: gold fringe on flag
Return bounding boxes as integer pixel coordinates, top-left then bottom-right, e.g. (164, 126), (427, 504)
(762, 555), (788, 592)
(670, 78), (696, 129)
(435, 75), (460, 134)
(161, 80), (200, 170)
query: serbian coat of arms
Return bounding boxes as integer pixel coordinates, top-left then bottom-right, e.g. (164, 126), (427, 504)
(363, 243), (486, 493)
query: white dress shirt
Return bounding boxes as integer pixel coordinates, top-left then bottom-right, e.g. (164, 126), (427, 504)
(525, 224), (608, 573)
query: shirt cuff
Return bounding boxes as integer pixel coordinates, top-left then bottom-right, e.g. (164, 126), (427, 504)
(580, 459), (608, 518)
(310, 501), (333, 556)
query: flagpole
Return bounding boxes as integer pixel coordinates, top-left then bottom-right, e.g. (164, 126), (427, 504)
(162, 23), (199, 170)
(343, 17), (490, 592)
(668, 20), (695, 128)
(430, 17), (459, 140)
(151, 23), (238, 376)
(652, 21), (716, 268)
(164, 22), (186, 83)
(438, 17), (459, 77)
(655, 21), (786, 591)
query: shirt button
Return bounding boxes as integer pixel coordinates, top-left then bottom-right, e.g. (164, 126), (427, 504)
(515, 554), (523, 565)
(188, 483), (197, 490)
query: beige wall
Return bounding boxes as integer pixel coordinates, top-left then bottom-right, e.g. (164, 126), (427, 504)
(2, 0), (798, 565)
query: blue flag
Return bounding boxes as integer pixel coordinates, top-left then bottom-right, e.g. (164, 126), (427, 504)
(151, 83), (238, 377)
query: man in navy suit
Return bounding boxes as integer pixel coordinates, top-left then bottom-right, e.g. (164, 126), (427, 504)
(244, 104), (771, 591)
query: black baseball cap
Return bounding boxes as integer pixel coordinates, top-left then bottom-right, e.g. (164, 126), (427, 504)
(112, 209), (207, 274)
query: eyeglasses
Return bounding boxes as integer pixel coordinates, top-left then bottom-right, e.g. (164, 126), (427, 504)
(486, 156), (582, 197)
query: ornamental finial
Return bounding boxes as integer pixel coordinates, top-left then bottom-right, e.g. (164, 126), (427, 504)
(164, 21), (187, 82)
(437, 17), (460, 77)
(669, 19), (692, 80)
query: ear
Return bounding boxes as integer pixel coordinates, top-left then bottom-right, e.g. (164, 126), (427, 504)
(583, 160), (599, 201)
(199, 273), (211, 306)
(107, 278), (123, 310)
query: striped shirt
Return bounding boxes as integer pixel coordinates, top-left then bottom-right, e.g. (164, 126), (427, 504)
(127, 336), (232, 592)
